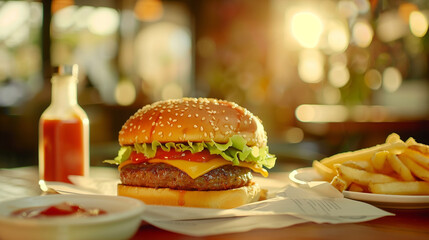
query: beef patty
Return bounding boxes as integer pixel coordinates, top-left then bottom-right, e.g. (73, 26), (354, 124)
(120, 162), (253, 191)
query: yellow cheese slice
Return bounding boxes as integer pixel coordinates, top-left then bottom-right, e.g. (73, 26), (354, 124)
(118, 158), (268, 179)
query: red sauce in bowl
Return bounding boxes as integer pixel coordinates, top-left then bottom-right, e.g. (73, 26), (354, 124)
(10, 202), (107, 218)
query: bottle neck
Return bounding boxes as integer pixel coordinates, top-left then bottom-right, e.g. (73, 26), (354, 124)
(51, 75), (78, 107)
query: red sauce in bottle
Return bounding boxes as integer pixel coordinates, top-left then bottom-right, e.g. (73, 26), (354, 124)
(41, 118), (85, 183)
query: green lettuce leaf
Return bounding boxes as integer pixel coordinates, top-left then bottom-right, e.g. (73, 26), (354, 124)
(104, 135), (276, 169)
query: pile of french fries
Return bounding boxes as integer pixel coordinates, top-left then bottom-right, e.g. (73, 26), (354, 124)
(312, 133), (429, 195)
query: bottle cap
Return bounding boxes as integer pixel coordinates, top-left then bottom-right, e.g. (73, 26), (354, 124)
(53, 64), (78, 77)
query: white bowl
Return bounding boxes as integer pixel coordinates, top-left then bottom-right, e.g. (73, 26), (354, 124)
(0, 194), (145, 240)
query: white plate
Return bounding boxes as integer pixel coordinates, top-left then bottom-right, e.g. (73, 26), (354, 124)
(0, 194), (145, 240)
(289, 167), (429, 209)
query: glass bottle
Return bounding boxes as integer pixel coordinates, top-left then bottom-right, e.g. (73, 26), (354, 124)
(39, 64), (89, 184)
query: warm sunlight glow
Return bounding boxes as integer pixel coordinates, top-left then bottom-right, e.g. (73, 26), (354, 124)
(291, 12), (323, 48)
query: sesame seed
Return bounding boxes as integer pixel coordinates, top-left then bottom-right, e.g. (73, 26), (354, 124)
(194, 125), (198, 128)
(188, 114), (192, 118)
(178, 125), (182, 128)
(200, 126), (204, 131)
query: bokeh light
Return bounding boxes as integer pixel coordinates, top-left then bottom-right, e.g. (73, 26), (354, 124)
(364, 69), (382, 90)
(52, 6), (77, 31)
(328, 63), (350, 88)
(352, 20), (373, 47)
(295, 104), (348, 122)
(134, 0), (163, 22)
(291, 11), (323, 48)
(376, 11), (408, 42)
(337, 0), (358, 19)
(0, 2), (30, 41)
(298, 49), (324, 83)
(283, 127), (304, 144)
(409, 11), (428, 37)
(161, 82), (183, 100)
(382, 67), (402, 92)
(327, 20), (349, 52)
(114, 80), (136, 106)
(321, 85), (341, 104)
(88, 7), (120, 35)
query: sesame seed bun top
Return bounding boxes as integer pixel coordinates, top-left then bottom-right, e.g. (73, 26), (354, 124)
(119, 98), (267, 147)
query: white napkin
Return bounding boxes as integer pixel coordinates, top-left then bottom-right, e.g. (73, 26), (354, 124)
(45, 176), (393, 237)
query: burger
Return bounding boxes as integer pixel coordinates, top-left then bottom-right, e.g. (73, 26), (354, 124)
(105, 98), (276, 208)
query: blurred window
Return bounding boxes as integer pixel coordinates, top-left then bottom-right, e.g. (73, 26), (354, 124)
(0, 1), (42, 107)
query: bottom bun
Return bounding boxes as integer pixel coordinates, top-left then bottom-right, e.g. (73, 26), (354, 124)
(117, 183), (261, 209)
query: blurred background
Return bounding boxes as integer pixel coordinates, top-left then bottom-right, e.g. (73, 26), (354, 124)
(0, 0), (428, 171)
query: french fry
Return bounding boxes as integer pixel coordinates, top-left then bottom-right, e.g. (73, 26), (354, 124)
(369, 181), (429, 195)
(386, 153), (415, 181)
(312, 160), (336, 181)
(348, 183), (365, 192)
(405, 137), (418, 146)
(313, 133), (429, 196)
(342, 160), (374, 172)
(407, 141), (429, 155)
(386, 133), (401, 144)
(334, 164), (398, 186)
(404, 148), (429, 169)
(320, 141), (407, 169)
(330, 175), (349, 192)
(399, 154), (429, 181)
(370, 150), (393, 174)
